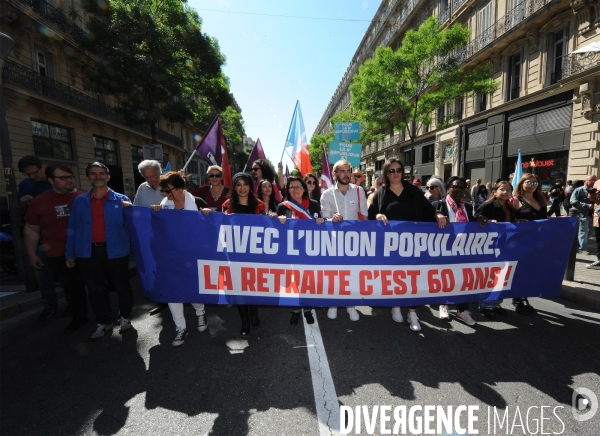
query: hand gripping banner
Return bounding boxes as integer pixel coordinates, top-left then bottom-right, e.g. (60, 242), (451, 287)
(125, 207), (578, 307)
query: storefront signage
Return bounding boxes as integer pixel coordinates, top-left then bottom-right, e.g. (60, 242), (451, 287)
(522, 158), (555, 169)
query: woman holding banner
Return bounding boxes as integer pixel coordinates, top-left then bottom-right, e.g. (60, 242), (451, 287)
(431, 176), (477, 326)
(277, 176), (324, 326)
(474, 180), (516, 318)
(220, 172), (266, 337)
(509, 173), (547, 314)
(368, 158), (447, 332)
(190, 165), (230, 211)
(257, 179), (280, 216)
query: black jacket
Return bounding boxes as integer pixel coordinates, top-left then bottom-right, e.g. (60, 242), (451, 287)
(475, 199), (516, 222)
(431, 199), (475, 222)
(368, 180), (436, 222)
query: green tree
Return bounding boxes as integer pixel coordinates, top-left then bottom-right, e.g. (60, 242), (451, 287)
(80, 0), (232, 142)
(220, 106), (245, 173)
(350, 16), (499, 178)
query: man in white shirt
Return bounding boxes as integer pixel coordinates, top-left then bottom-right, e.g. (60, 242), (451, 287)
(320, 159), (368, 322)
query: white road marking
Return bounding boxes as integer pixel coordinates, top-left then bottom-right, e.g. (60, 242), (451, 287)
(302, 310), (341, 436)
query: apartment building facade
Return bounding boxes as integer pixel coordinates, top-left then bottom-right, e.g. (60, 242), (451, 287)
(314, 0), (600, 190)
(0, 0), (209, 200)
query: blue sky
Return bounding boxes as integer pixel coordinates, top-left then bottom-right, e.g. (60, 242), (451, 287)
(187, 0), (382, 171)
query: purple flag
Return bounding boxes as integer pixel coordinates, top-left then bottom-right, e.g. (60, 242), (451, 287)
(196, 116), (222, 166)
(245, 138), (266, 170)
(321, 144), (333, 190)
(285, 164), (290, 179)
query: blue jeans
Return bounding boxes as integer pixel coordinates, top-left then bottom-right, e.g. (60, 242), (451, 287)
(578, 215), (594, 251)
(479, 299), (503, 310)
(35, 246), (57, 309)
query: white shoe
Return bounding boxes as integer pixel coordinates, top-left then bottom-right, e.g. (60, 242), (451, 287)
(456, 310), (476, 326)
(439, 305), (450, 320)
(347, 307), (359, 321)
(327, 307), (338, 319)
(91, 323), (113, 340)
(391, 307), (403, 323)
(118, 317), (132, 333)
(407, 312), (421, 331)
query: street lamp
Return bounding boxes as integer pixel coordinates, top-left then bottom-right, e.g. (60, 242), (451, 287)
(0, 32), (32, 285)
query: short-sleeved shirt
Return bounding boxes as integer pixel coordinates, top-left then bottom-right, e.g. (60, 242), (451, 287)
(26, 189), (87, 257)
(133, 182), (164, 207)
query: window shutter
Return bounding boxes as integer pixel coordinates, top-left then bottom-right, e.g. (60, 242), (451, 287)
(536, 105), (571, 133)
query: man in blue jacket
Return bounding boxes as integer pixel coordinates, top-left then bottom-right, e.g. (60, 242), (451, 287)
(66, 162), (134, 340)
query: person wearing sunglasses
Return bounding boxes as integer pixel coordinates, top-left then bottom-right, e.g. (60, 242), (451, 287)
(24, 164), (89, 332)
(251, 159), (283, 201)
(425, 178), (446, 202)
(277, 176), (324, 326)
(191, 165), (230, 211)
(304, 173), (321, 202)
(368, 158), (446, 332)
(431, 176), (477, 326)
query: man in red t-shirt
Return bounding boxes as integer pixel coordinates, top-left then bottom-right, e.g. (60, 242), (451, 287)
(25, 164), (89, 334)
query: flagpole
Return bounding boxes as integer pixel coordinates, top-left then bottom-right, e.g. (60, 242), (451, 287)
(280, 100), (299, 164)
(183, 115), (219, 172)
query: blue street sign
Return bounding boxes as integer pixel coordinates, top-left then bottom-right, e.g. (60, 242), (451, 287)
(334, 122), (360, 141)
(328, 141), (363, 167)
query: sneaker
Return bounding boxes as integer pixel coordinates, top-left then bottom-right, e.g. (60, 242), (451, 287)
(118, 317), (132, 333)
(304, 311), (315, 325)
(522, 299), (536, 314)
(587, 260), (600, 270)
(347, 307), (360, 321)
(456, 311), (476, 326)
(391, 307), (403, 323)
(511, 300), (528, 315)
(172, 328), (188, 347)
(407, 312), (421, 331)
(90, 323), (113, 340)
(327, 307), (338, 319)
(197, 312), (207, 332)
(478, 307), (494, 318)
(439, 305), (450, 320)
(37, 307), (58, 321)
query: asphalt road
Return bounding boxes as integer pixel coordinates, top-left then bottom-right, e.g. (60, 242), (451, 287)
(1, 275), (599, 436)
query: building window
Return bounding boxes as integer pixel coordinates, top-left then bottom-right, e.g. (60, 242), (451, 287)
(507, 53), (521, 101)
(31, 120), (73, 160)
(404, 151), (413, 166)
(93, 136), (119, 165)
(549, 28), (568, 85)
(455, 97), (463, 120)
(375, 160), (384, 171)
(476, 94), (488, 113)
(477, 1), (493, 50)
(444, 144), (453, 160)
(422, 144), (434, 163)
(36, 50), (47, 77)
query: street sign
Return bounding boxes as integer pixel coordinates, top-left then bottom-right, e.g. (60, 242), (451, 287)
(333, 122), (360, 141)
(328, 141), (362, 167)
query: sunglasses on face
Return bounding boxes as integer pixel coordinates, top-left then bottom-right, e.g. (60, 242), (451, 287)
(160, 188), (173, 194)
(427, 185), (437, 190)
(524, 181), (539, 186)
(251, 168), (260, 172)
(450, 184), (466, 190)
(208, 174), (222, 178)
(387, 168), (402, 174)
(306, 180), (316, 185)
(288, 185), (303, 190)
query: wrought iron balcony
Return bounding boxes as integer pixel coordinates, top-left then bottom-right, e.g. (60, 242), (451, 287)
(17, 0), (85, 41)
(563, 51), (600, 78)
(3, 61), (183, 147)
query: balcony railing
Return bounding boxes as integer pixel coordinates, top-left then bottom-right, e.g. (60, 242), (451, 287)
(17, 0), (85, 41)
(563, 51), (600, 78)
(3, 61), (183, 147)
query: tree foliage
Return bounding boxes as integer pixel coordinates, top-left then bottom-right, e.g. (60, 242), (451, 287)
(220, 106), (246, 173)
(350, 16), (499, 174)
(80, 0), (232, 141)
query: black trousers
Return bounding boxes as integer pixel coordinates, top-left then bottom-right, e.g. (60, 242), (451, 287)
(77, 244), (133, 325)
(47, 256), (88, 321)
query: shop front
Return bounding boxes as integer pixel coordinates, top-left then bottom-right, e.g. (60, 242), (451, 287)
(507, 151), (569, 193)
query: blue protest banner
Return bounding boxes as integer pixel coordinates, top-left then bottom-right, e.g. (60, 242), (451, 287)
(328, 141), (363, 167)
(125, 207), (577, 308)
(334, 122), (361, 141)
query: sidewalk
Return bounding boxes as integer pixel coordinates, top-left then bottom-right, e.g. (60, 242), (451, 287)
(1, 253), (599, 325)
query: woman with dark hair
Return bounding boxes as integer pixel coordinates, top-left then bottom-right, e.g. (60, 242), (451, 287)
(509, 173), (547, 314)
(304, 173), (321, 202)
(474, 180), (516, 318)
(277, 175), (324, 325)
(251, 159), (284, 201)
(257, 179), (280, 216)
(368, 158), (447, 332)
(475, 184), (488, 209)
(222, 172), (265, 337)
(431, 176), (477, 326)
(150, 171), (209, 347)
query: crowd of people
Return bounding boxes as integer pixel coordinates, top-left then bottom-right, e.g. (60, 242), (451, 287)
(14, 153), (600, 346)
